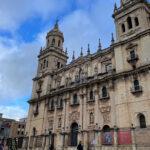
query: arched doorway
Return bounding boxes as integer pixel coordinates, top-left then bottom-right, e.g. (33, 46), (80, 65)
(102, 125), (110, 132)
(102, 125), (113, 145)
(70, 122), (78, 146)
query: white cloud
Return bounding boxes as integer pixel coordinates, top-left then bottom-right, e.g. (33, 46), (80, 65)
(61, 9), (99, 60)
(0, 0), (120, 118)
(0, 0), (70, 31)
(0, 105), (27, 120)
(0, 32), (46, 102)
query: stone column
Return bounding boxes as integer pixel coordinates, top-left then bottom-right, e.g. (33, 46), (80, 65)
(64, 133), (69, 149)
(53, 103), (57, 132)
(131, 126), (136, 150)
(114, 127), (118, 149)
(94, 130), (101, 150)
(44, 136), (49, 150)
(64, 97), (70, 149)
(83, 131), (88, 150)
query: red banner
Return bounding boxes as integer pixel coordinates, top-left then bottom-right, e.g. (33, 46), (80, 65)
(118, 130), (132, 145)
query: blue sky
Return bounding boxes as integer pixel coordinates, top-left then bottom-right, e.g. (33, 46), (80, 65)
(0, 0), (122, 120)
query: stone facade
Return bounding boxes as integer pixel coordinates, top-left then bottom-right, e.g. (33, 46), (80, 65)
(25, 0), (150, 150)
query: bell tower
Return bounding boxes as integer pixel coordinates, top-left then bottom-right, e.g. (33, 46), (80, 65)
(46, 20), (64, 49)
(37, 21), (68, 76)
(113, 0), (150, 41)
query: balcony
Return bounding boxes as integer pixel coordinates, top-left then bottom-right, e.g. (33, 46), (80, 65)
(127, 54), (139, 63)
(131, 85), (142, 94)
(99, 94), (110, 101)
(70, 102), (80, 107)
(48, 106), (55, 111)
(87, 97), (95, 103)
(57, 105), (63, 110)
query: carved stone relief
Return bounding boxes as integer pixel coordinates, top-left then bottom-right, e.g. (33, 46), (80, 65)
(69, 111), (80, 123)
(100, 106), (111, 124)
(103, 112), (111, 124)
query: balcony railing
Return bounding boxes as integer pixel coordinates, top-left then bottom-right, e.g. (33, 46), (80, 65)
(48, 106), (55, 111)
(99, 94), (110, 100)
(127, 54), (139, 63)
(70, 102), (80, 107)
(131, 85), (142, 94)
(57, 105), (63, 110)
(87, 97), (95, 103)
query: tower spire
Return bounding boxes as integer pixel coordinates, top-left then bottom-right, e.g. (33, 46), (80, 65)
(54, 19), (59, 30)
(80, 47), (83, 57)
(120, 0), (123, 6)
(72, 51), (75, 61)
(65, 48), (68, 55)
(111, 33), (115, 44)
(87, 44), (90, 55)
(98, 38), (102, 51)
(114, 3), (117, 12)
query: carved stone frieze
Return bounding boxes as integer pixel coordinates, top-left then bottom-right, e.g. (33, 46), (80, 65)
(100, 106), (111, 113)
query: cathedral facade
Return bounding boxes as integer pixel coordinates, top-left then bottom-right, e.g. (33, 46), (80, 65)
(25, 0), (150, 150)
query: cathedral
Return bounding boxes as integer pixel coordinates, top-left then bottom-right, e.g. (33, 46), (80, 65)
(24, 0), (150, 149)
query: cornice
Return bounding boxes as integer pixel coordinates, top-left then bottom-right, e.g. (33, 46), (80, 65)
(112, 29), (150, 48)
(32, 29), (150, 82)
(28, 64), (150, 104)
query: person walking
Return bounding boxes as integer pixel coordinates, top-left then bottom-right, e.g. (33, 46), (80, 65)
(0, 143), (4, 150)
(49, 144), (54, 150)
(77, 141), (83, 150)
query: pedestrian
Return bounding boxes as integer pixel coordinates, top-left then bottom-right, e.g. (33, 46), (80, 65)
(77, 141), (83, 150)
(49, 144), (54, 150)
(0, 143), (4, 150)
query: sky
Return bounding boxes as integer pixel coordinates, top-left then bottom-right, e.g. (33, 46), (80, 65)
(0, 0), (122, 120)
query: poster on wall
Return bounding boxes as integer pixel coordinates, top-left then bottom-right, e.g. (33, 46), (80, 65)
(118, 130), (132, 145)
(102, 132), (114, 145)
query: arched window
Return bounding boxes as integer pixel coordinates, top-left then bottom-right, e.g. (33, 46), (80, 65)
(60, 99), (63, 108)
(43, 59), (46, 69)
(121, 24), (126, 32)
(90, 90), (94, 100)
(51, 99), (54, 110)
(40, 63), (43, 70)
(89, 112), (94, 124)
(135, 17), (139, 26)
(58, 117), (62, 128)
(73, 94), (78, 104)
(52, 38), (55, 45)
(47, 39), (49, 46)
(102, 86), (108, 98)
(58, 40), (61, 47)
(71, 123), (78, 146)
(57, 62), (60, 69)
(138, 114), (146, 128)
(46, 61), (48, 67)
(127, 17), (133, 29)
(130, 50), (136, 59)
(134, 79), (140, 91)
(33, 127), (36, 136)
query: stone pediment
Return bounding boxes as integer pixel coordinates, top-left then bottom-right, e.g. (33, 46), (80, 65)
(126, 42), (137, 50)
